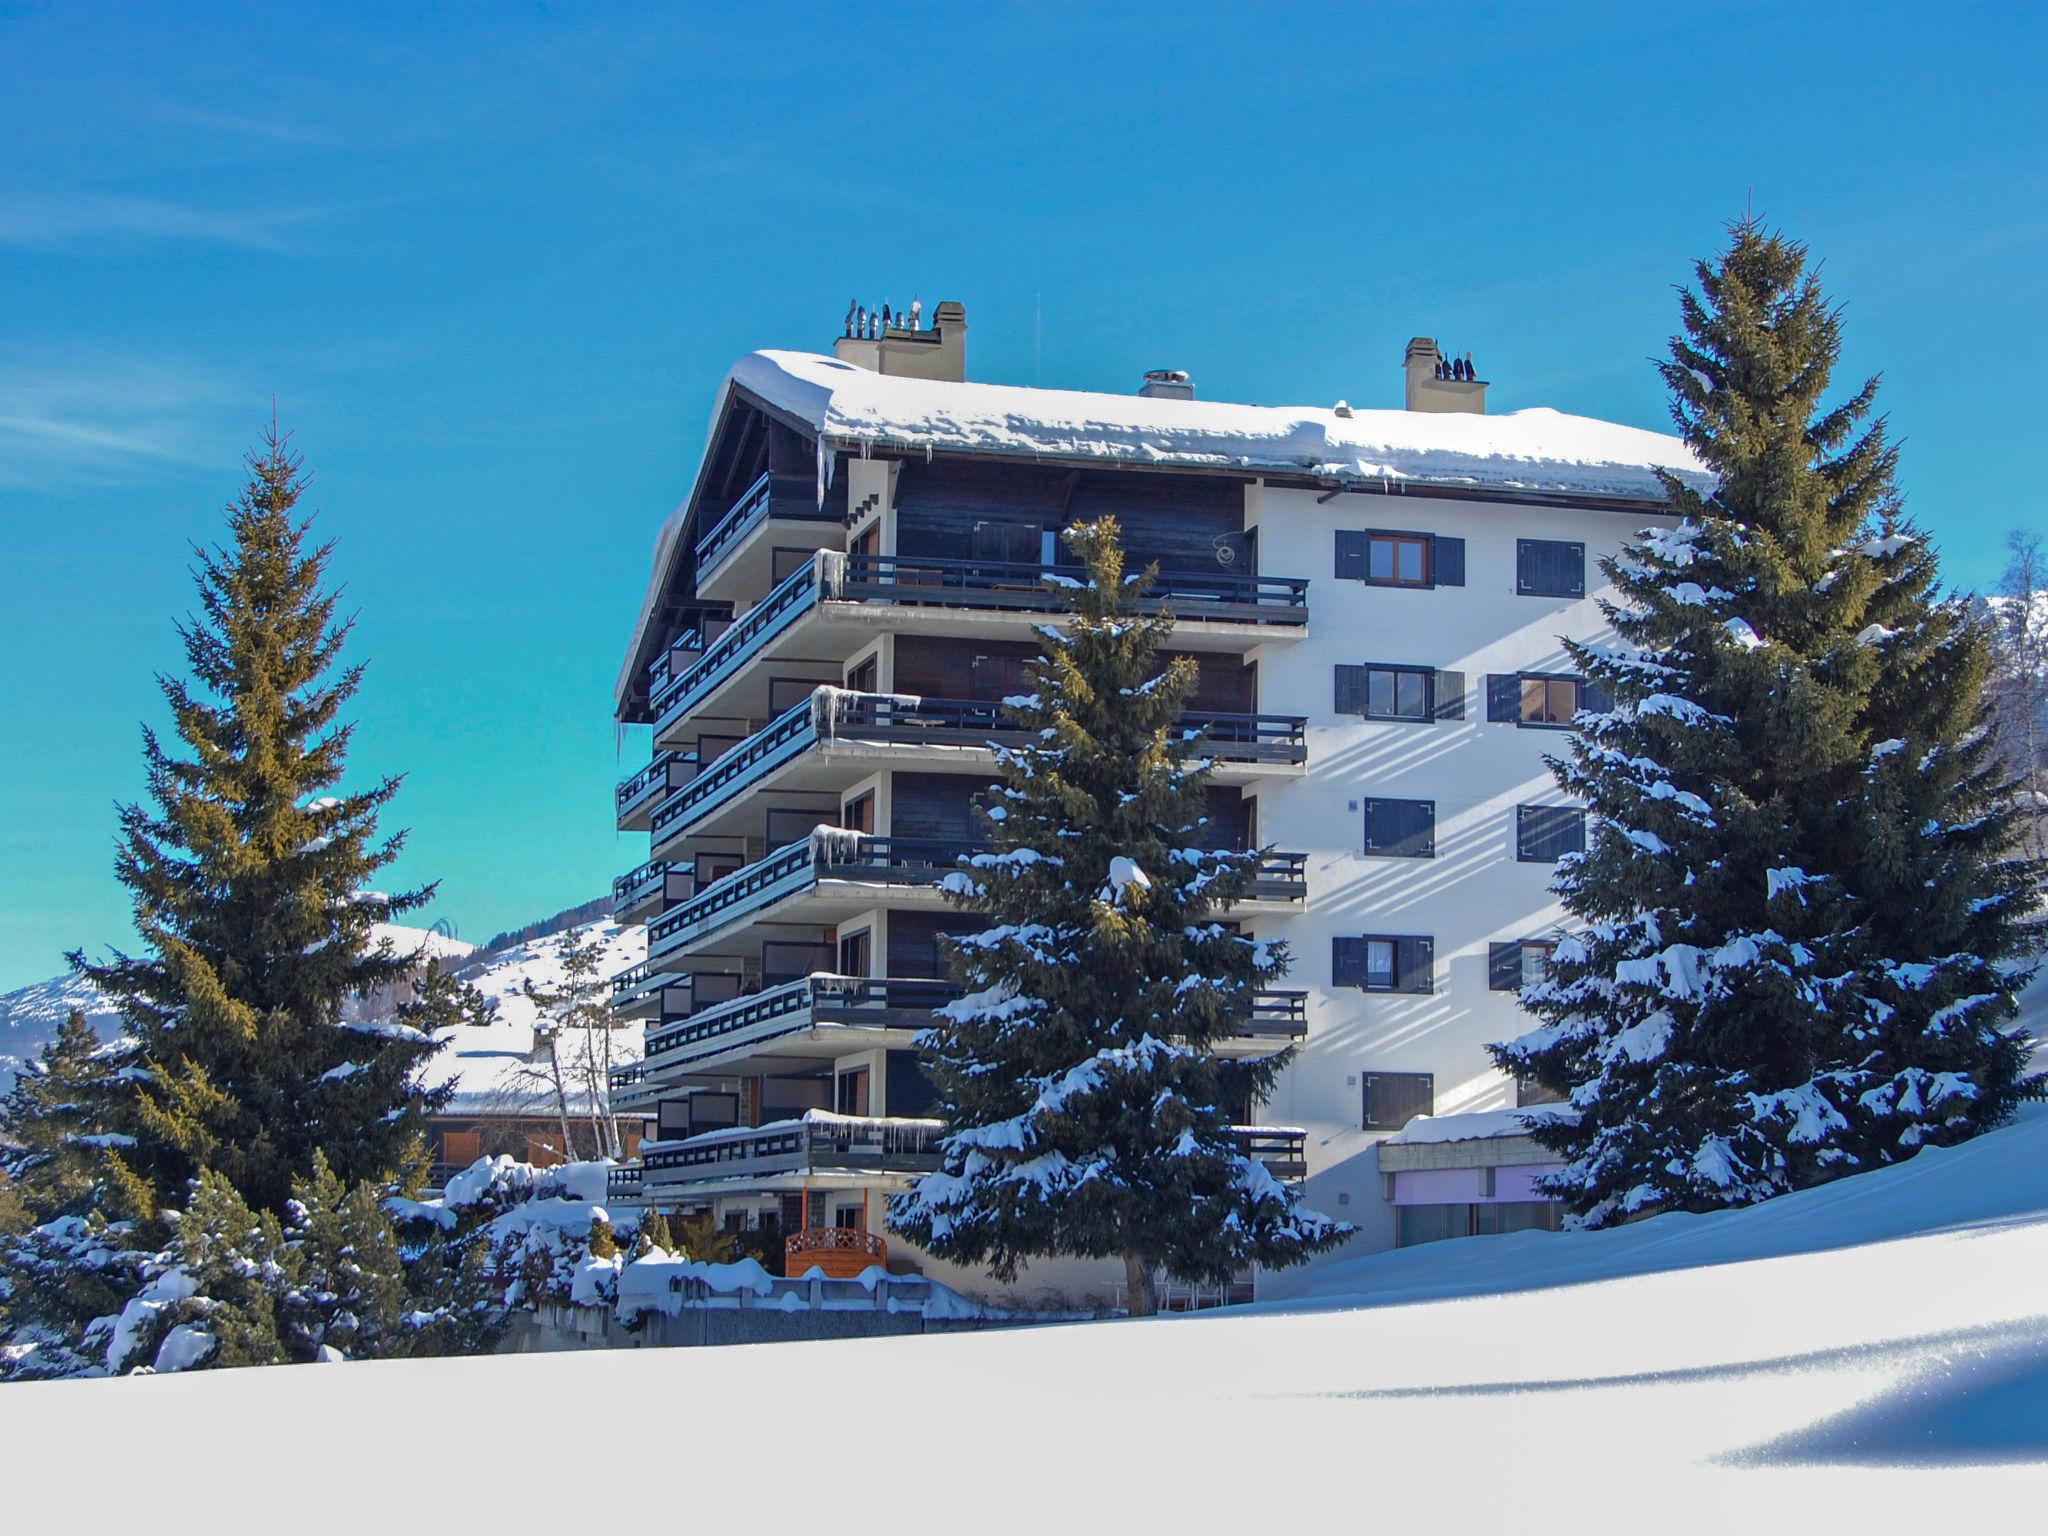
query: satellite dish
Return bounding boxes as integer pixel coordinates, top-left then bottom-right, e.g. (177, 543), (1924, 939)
(1214, 536), (1238, 569)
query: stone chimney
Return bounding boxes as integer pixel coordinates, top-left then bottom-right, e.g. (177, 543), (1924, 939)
(1403, 337), (1487, 414)
(835, 298), (968, 381)
(1138, 368), (1193, 400)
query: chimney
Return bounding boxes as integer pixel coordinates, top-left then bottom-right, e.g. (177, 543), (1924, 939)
(1138, 368), (1193, 400)
(1403, 337), (1487, 414)
(835, 298), (968, 381)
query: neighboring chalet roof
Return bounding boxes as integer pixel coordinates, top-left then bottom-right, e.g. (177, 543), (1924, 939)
(616, 349), (1713, 713)
(421, 919), (647, 1119)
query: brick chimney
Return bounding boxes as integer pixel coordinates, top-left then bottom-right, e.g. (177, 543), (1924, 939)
(835, 299), (968, 381)
(1403, 337), (1486, 414)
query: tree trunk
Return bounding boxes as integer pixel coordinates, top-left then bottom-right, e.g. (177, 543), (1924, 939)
(1123, 1251), (1159, 1317)
(543, 1033), (575, 1161)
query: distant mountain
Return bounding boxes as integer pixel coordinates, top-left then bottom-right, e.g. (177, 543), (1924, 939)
(0, 971), (128, 1090)
(474, 896), (611, 959)
(0, 922), (481, 1092)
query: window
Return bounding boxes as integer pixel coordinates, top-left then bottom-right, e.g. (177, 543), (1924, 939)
(440, 1129), (481, 1168)
(1334, 665), (1463, 722)
(1516, 1074), (1568, 1108)
(1364, 798), (1435, 858)
(1336, 530), (1465, 588)
(1489, 939), (1558, 991)
(1517, 805), (1587, 862)
(835, 1067), (870, 1116)
(1486, 673), (1610, 727)
(1333, 935), (1435, 994)
(1397, 1201), (1560, 1247)
(1374, 533), (1430, 585)
(1516, 538), (1585, 598)
(842, 791), (874, 835)
(837, 927), (872, 978)
(1362, 1070), (1435, 1130)
(845, 655), (878, 694)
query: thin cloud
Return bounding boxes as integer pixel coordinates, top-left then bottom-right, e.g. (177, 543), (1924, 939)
(0, 190), (322, 252)
(140, 100), (339, 147)
(0, 348), (247, 488)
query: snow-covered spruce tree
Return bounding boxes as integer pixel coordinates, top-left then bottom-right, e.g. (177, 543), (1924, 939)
(888, 518), (1348, 1314)
(71, 427), (454, 1219)
(0, 1010), (127, 1223)
(1492, 219), (2043, 1224)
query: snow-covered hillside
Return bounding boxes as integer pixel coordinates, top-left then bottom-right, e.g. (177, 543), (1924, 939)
(424, 919), (646, 1114)
(5, 1108), (2043, 1515)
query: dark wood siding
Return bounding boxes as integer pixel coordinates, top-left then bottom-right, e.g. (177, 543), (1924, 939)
(890, 772), (986, 842)
(887, 911), (979, 978)
(895, 635), (1252, 711)
(893, 461), (1246, 572)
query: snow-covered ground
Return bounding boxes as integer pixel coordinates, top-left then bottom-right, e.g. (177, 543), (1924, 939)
(6, 1109), (2044, 1519)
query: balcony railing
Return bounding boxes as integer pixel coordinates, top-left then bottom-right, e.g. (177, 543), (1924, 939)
(612, 858), (685, 920)
(616, 749), (696, 830)
(635, 974), (1307, 1075)
(606, 1163), (643, 1200)
(639, 1111), (946, 1182)
(652, 556), (822, 736)
(644, 831), (965, 960)
(621, 1118), (1306, 1192)
(646, 830), (1305, 962)
(785, 1226), (888, 1279)
(651, 690), (1306, 852)
(695, 473), (842, 583)
(650, 691), (818, 849)
(642, 974), (958, 1063)
(1229, 1126), (1308, 1179)
(649, 550), (1310, 737)
(832, 553), (1309, 626)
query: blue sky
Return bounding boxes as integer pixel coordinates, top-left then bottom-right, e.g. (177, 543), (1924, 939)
(1, 2), (2041, 990)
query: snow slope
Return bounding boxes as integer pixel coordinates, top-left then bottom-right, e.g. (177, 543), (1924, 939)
(5, 1109), (2043, 1520)
(424, 918), (646, 1115)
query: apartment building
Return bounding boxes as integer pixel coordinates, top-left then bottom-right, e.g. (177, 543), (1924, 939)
(602, 303), (1707, 1300)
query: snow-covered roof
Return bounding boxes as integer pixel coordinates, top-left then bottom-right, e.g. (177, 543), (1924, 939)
(738, 350), (1710, 498)
(617, 350), (1710, 709)
(1383, 1102), (1578, 1146)
(422, 919), (647, 1117)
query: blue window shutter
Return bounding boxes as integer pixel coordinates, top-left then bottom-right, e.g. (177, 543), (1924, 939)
(1432, 536), (1465, 587)
(1487, 674), (1522, 722)
(1433, 670), (1465, 721)
(1488, 942), (1523, 991)
(1332, 937), (1369, 988)
(1335, 531), (1366, 581)
(1334, 664), (1368, 715)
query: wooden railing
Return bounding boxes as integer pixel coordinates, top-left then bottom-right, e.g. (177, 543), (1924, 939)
(784, 1225), (888, 1279)
(695, 473), (842, 580)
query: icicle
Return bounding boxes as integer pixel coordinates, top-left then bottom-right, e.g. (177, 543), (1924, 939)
(818, 548), (846, 600)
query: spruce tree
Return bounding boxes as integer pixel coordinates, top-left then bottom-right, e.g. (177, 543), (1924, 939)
(888, 518), (1348, 1314)
(1493, 220), (2043, 1223)
(0, 1011), (125, 1222)
(71, 427), (452, 1217)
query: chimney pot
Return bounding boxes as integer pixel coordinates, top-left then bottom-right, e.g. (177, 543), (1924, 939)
(1403, 335), (1487, 414)
(1139, 368), (1194, 400)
